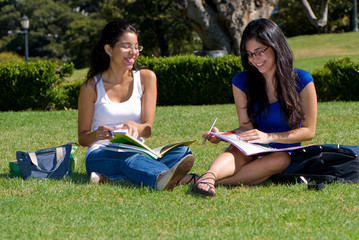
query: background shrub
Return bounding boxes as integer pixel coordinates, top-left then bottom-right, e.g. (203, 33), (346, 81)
(1, 56), (358, 111)
(0, 52), (24, 64)
(137, 55), (243, 105)
(312, 58), (359, 101)
(53, 79), (83, 110)
(0, 61), (75, 111)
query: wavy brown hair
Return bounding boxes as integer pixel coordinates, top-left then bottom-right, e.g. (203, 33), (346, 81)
(239, 18), (304, 129)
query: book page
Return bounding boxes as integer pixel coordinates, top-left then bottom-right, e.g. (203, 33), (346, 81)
(210, 132), (312, 156)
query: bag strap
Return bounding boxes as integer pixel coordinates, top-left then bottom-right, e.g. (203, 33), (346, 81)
(56, 147), (63, 164)
(28, 147), (64, 167)
(28, 152), (38, 167)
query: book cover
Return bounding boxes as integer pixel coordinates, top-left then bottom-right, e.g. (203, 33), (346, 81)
(210, 131), (312, 156)
(105, 129), (195, 160)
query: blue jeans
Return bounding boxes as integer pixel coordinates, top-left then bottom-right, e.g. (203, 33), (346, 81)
(85, 145), (192, 189)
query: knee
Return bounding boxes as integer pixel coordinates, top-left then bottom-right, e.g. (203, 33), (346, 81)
(172, 145), (192, 156)
(269, 152), (291, 172)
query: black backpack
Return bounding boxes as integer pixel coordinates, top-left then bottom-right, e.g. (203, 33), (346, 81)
(271, 144), (359, 190)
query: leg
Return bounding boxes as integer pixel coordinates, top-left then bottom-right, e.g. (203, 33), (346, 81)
(86, 149), (168, 189)
(194, 146), (252, 196)
(158, 145), (193, 168)
(217, 151), (291, 186)
(158, 145), (196, 186)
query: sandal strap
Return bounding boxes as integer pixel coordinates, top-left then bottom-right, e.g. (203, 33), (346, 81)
(203, 171), (216, 179)
(187, 173), (199, 185)
(195, 174), (216, 188)
(196, 181), (215, 190)
(198, 177), (215, 183)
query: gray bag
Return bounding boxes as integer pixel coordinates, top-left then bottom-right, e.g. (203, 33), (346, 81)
(16, 142), (77, 180)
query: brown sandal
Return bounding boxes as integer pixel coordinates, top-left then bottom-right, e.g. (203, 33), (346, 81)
(177, 173), (200, 185)
(193, 172), (216, 196)
(187, 173), (200, 185)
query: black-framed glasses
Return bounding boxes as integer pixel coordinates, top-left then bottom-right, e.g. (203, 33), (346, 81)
(247, 47), (269, 58)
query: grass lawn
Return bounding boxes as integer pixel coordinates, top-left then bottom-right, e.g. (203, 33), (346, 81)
(289, 32), (359, 72)
(1, 103), (359, 239)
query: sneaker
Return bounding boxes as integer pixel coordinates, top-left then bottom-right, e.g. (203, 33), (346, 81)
(89, 172), (101, 184)
(156, 154), (194, 191)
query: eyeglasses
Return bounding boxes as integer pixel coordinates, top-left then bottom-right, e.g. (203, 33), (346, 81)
(247, 47), (269, 58)
(114, 43), (143, 52)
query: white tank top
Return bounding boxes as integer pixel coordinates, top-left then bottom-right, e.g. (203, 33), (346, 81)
(86, 70), (143, 158)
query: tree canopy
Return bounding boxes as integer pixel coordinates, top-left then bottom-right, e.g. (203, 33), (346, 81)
(0, 0), (357, 68)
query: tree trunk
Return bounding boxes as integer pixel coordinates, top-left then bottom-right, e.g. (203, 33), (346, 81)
(300, 0), (329, 29)
(177, 0), (279, 55)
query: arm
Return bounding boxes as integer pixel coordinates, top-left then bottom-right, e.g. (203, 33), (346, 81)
(232, 83), (255, 133)
(238, 82), (317, 144)
(114, 69), (157, 139)
(77, 78), (109, 147)
(202, 84), (253, 143)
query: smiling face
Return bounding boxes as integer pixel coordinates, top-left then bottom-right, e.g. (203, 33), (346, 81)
(245, 38), (276, 80)
(108, 32), (140, 71)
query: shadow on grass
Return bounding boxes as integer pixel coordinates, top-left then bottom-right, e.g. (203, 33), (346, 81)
(186, 178), (304, 198)
(69, 171), (148, 190)
(2, 171), (144, 190)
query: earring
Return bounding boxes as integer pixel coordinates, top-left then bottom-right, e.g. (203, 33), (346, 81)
(109, 53), (112, 56)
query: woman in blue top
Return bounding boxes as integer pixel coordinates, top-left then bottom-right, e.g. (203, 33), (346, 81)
(194, 18), (317, 196)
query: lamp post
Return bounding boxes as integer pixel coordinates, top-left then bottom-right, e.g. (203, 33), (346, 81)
(20, 15), (29, 62)
(353, 0), (358, 32)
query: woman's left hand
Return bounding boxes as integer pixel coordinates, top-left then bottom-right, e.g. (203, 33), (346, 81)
(237, 129), (271, 144)
(114, 122), (139, 139)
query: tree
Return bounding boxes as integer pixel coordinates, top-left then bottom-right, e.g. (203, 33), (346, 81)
(272, 0), (355, 37)
(177, 0), (279, 55)
(0, 0), (81, 60)
(300, 0), (328, 29)
(125, 0), (197, 56)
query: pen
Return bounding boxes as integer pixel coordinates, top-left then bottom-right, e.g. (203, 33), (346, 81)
(108, 130), (115, 139)
(202, 117), (218, 144)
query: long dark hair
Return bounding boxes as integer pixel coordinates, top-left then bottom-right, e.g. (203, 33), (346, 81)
(86, 20), (143, 81)
(239, 18), (304, 129)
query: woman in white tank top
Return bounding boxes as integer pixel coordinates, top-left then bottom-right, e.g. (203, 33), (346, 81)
(77, 20), (196, 190)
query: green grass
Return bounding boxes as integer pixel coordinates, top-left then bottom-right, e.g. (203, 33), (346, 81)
(289, 32), (359, 71)
(1, 103), (359, 239)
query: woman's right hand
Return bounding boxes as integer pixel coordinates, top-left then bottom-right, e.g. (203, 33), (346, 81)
(202, 127), (222, 144)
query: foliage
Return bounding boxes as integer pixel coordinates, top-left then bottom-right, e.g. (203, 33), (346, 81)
(1, 54), (359, 111)
(272, 0), (355, 37)
(0, 0), (199, 68)
(0, 51), (23, 64)
(0, 103), (358, 239)
(124, 0), (198, 57)
(0, 61), (74, 111)
(312, 57), (359, 102)
(58, 62), (75, 78)
(0, 0), (78, 59)
(53, 78), (83, 110)
(65, 16), (107, 68)
(137, 55), (243, 105)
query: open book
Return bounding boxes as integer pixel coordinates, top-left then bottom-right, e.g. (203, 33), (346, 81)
(101, 129), (195, 160)
(210, 131), (312, 156)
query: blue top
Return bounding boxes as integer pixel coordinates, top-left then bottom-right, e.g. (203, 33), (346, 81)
(232, 69), (314, 149)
